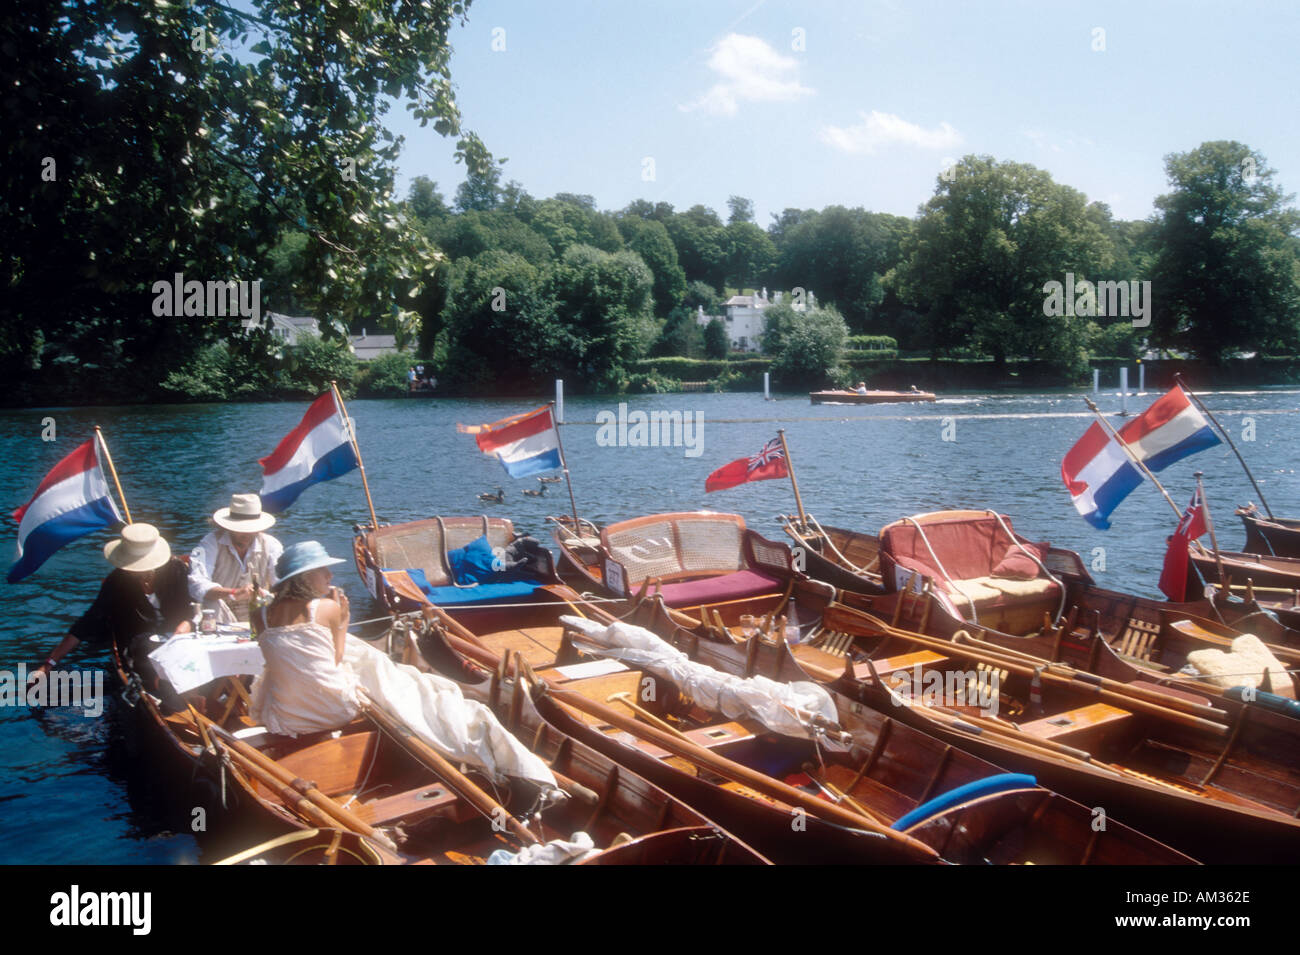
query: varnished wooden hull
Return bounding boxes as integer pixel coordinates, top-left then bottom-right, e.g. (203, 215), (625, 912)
(421, 592), (1194, 864)
(1241, 511), (1300, 559)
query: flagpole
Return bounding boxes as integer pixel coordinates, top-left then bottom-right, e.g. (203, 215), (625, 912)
(93, 426), (132, 525)
(330, 381), (379, 530)
(1195, 471), (1228, 586)
(1082, 397), (1183, 521)
(776, 429), (808, 532)
(1174, 374), (1272, 518)
(549, 401), (580, 530)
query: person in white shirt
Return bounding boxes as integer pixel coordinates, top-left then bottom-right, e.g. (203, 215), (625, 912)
(189, 493), (283, 622)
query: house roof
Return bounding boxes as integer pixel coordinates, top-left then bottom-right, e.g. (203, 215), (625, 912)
(350, 333), (400, 360)
(725, 295), (756, 307)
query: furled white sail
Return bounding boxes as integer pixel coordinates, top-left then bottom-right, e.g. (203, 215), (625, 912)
(559, 615), (837, 739)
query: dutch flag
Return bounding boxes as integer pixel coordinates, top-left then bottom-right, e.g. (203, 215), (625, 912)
(259, 391), (359, 513)
(1062, 385), (1221, 530)
(458, 405), (562, 478)
(9, 439), (123, 583)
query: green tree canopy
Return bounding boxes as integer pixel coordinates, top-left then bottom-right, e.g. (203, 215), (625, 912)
(703, 318), (729, 359)
(618, 217), (687, 315)
(889, 156), (1110, 365)
(1148, 141), (1300, 362)
(769, 305), (848, 386)
(2, 0), (485, 403)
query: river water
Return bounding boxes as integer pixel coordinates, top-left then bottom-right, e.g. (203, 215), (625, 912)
(1, 388), (1296, 863)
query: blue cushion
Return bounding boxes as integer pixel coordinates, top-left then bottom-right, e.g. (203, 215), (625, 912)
(394, 567), (541, 606)
(447, 535), (499, 585)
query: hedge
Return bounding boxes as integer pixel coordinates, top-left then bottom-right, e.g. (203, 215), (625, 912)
(845, 335), (898, 351)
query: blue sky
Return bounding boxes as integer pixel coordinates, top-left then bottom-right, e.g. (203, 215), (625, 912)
(389, 0), (1300, 226)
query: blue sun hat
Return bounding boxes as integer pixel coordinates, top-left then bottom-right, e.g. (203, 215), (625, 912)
(276, 541), (346, 583)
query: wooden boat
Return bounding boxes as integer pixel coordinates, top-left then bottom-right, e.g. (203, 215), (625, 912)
(784, 510), (1300, 708)
(794, 602), (1300, 864)
(809, 389), (936, 404)
(549, 510), (837, 628)
(1188, 545), (1300, 595)
(609, 593), (1292, 863)
(1238, 503), (1300, 558)
(413, 593), (1196, 864)
(353, 514), (561, 615)
(111, 621), (768, 865)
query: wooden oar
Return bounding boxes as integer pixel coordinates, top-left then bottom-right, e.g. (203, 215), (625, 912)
(356, 688), (541, 846)
(949, 630), (1231, 718)
(189, 709), (398, 850)
(826, 604), (1231, 737)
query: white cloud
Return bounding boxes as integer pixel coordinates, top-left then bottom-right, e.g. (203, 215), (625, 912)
(680, 34), (813, 116)
(821, 110), (962, 154)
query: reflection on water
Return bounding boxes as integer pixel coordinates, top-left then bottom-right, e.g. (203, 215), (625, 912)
(1, 388), (1297, 862)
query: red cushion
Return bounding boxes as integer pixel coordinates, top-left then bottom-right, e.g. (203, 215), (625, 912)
(658, 570), (783, 608)
(992, 542), (1047, 579)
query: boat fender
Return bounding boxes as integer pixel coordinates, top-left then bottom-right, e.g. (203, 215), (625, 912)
(1224, 686), (1300, 719)
(891, 773), (1038, 832)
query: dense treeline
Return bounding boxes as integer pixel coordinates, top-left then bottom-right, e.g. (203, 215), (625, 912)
(3, 0), (1297, 404)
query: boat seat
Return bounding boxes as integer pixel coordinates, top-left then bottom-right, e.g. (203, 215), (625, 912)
(353, 783), (464, 827)
(852, 650), (947, 681)
(1019, 703), (1132, 746)
(657, 569), (783, 608)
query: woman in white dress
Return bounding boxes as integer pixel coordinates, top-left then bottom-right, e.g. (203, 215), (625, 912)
(249, 541), (358, 737)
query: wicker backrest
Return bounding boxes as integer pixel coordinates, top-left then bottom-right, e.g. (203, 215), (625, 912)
(371, 515), (516, 587)
(602, 512), (747, 586)
(441, 516), (515, 553)
(677, 517), (744, 575)
(372, 519), (449, 586)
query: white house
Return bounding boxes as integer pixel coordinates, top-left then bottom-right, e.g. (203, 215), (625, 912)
(696, 288), (814, 352)
(241, 312), (321, 345)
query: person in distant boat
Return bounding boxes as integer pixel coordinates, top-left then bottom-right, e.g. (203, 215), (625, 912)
(249, 541), (357, 737)
(30, 523), (192, 686)
(909, 384), (921, 393)
(854, 382), (869, 395)
(189, 493), (282, 623)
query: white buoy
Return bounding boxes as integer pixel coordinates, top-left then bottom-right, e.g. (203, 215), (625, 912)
(1092, 368), (1099, 394)
(764, 372), (770, 401)
(1119, 367), (1128, 415)
(1138, 362), (1145, 394)
(555, 379), (564, 424)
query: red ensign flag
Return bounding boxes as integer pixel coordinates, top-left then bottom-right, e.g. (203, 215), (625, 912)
(705, 437), (790, 492)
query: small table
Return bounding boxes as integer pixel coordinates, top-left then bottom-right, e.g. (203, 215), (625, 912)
(148, 627), (265, 695)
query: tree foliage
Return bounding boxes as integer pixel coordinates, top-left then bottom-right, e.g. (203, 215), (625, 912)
(889, 156), (1109, 365)
(2, 0), (485, 403)
(1148, 141), (1300, 362)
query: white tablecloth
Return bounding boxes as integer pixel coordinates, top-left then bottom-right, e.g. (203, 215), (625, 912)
(148, 627), (265, 694)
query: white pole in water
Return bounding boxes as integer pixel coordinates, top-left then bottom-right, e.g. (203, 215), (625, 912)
(1119, 367), (1128, 415)
(1092, 368), (1099, 394)
(764, 372), (770, 401)
(555, 379), (564, 424)
(1138, 361), (1145, 394)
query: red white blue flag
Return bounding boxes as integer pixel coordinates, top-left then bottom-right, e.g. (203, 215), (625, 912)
(9, 439), (123, 583)
(1062, 386), (1220, 529)
(706, 436), (789, 492)
(458, 405), (561, 479)
(259, 391), (359, 512)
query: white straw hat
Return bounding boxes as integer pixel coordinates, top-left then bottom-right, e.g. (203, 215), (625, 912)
(213, 493), (276, 533)
(103, 523), (172, 572)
